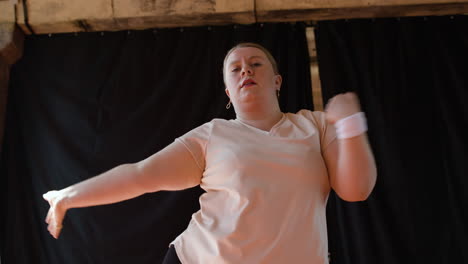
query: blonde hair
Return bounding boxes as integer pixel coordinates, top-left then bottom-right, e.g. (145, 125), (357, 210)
(222, 43), (279, 82)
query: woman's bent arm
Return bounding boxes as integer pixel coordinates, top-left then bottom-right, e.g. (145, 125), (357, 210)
(323, 92), (377, 202)
(323, 134), (377, 202)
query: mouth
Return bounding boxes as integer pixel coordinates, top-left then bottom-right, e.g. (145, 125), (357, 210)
(241, 79), (257, 88)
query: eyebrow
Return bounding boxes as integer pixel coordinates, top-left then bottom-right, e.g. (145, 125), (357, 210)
(228, 56), (265, 66)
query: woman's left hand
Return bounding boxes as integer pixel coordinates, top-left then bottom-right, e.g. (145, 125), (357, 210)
(43, 190), (68, 239)
(324, 92), (362, 124)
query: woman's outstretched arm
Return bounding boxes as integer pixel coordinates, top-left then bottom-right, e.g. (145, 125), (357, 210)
(43, 141), (202, 238)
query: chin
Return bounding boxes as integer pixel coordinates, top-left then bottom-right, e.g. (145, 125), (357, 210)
(236, 97), (266, 111)
(238, 93), (260, 104)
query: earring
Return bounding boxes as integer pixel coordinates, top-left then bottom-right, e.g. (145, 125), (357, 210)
(276, 90), (280, 98)
(226, 101), (231, 109)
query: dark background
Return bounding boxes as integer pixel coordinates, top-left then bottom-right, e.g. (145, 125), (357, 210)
(317, 15), (468, 264)
(2, 16), (468, 264)
(1, 23), (312, 263)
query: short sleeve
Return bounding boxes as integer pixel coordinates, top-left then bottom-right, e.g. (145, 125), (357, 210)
(175, 122), (213, 171)
(312, 111), (337, 152)
(297, 110), (337, 153)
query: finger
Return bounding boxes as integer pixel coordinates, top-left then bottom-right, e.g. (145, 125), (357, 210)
(51, 223), (63, 239)
(328, 95), (337, 104)
(54, 227), (62, 239)
(47, 223), (54, 235)
(49, 225), (57, 239)
(53, 217), (62, 229)
(47, 221), (62, 239)
(51, 206), (65, 231)
(48, 226), (58, 239)
(45, 208), (52, 224)
(347, 92), (359, 102)
(324, 97), (335, 112)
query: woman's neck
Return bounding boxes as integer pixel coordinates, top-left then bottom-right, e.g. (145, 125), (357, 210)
(236, 106), (283, 132)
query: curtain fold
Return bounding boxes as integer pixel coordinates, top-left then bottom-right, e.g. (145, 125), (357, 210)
(316, 15), (468, 264)
(1, 23), (312, 264)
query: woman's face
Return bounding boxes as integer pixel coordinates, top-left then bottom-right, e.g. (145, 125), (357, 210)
(224, 47), (281, 111)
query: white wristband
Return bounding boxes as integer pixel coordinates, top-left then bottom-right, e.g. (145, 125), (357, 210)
(334, 112), (368, 139)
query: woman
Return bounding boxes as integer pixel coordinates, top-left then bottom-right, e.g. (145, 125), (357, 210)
(44, 43), (377, 263)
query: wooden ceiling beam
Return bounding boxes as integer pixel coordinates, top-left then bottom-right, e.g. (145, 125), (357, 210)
(9, 0), (468, 35)
(257, 1), (468, 22)
(15, 0), (255, 34)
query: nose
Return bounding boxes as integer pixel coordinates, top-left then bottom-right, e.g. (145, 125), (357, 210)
(241, 65), (253, 76)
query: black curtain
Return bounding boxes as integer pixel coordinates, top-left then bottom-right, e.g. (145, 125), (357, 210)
(316, 16), (468, 264)
(1, 23), (312, 264)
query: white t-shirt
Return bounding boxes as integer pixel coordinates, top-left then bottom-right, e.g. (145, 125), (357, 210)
(171, 109), (336, 264)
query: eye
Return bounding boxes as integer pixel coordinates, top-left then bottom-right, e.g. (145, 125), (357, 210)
(231, 67), (240, 72)
(251, 62), (262, 67)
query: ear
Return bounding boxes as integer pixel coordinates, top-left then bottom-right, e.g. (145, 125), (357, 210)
(225, 88), (231, 98)
(274, 75), (282, 89)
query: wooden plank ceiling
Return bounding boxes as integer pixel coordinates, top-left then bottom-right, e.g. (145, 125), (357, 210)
(3, 0), (467, 34)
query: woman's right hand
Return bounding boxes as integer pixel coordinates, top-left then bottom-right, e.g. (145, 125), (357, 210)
(43, 190), (68, 239)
